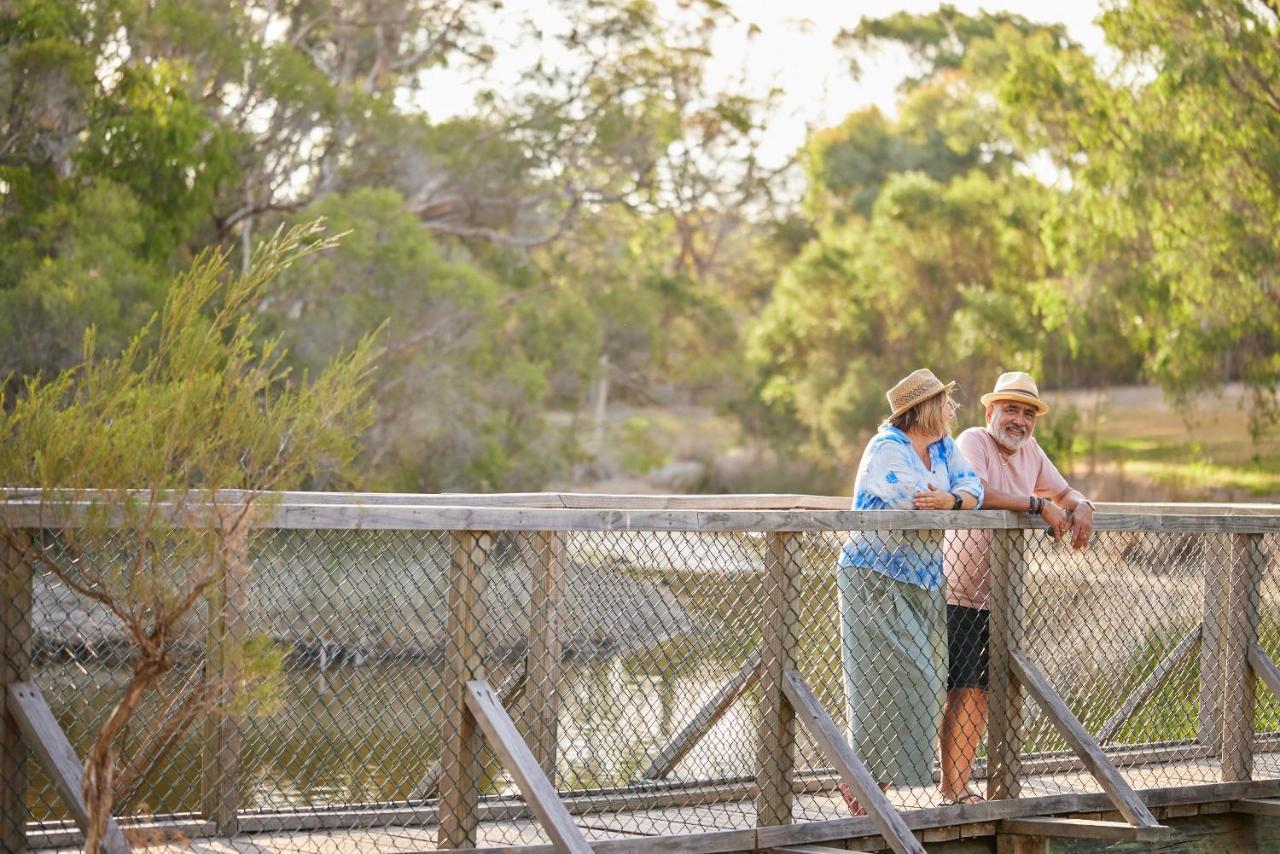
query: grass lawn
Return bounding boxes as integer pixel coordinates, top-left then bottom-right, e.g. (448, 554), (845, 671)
(1049, 384), (1280, 502)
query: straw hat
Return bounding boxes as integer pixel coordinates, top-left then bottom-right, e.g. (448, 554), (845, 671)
(886, 369), (956, 419)
(979, 371), (1049, 416)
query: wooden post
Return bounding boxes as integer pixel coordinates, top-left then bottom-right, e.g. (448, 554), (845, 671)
(439, 531), (489, 849)
(2, 535), (33, 853)
(987, 527), (1026, 800)
(1221, 533), (1263, 782)
(202, 528), (248, 835)
(1200, 551), (1226, 754)
(521, 531), (564, 782)
(756, 531), (801, 826)
(996, 832), (1047, 854)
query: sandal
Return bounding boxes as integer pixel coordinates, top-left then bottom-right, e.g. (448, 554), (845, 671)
(838, 782), (867, 816)
(940, 789), (985, 806)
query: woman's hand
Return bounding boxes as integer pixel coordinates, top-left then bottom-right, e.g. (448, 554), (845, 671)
(913, 484), (956, 510)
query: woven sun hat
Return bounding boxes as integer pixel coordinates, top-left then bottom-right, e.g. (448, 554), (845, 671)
(886, 368), (957, 419)
(979, 371), (1050, 416)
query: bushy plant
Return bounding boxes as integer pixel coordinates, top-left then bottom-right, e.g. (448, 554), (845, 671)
(0, 221), (377, 851)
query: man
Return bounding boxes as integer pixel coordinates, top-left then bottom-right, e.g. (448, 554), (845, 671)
(938, 371), (1095, 804)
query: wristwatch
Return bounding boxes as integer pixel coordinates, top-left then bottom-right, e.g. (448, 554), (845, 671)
(950, 492), (963, 511)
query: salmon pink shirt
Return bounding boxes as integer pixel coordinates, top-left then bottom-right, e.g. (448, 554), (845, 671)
(944, 427), (1070, 610)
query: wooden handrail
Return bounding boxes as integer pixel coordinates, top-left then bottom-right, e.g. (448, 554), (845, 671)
(5, 500), (1280, 533)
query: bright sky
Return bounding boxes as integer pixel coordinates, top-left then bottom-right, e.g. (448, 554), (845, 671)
(418, 1), (1108, 167)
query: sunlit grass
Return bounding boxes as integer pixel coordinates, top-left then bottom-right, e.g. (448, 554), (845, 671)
(1051, 385), (1280, 501)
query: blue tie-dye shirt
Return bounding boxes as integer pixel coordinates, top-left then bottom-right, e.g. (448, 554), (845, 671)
(838, 424), (984, 590)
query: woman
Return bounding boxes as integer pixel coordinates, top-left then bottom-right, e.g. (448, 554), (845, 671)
(837, 368), (983, 813)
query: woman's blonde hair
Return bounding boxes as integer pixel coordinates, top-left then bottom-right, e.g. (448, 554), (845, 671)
(889, 389), (954, 438)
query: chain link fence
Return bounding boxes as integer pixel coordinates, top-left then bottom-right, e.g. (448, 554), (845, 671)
(1, 499), (1278, 852)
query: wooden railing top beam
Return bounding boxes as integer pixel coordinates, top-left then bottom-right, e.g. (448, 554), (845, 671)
(5, 488), (1279, 515)
(3, 500), (1280, 533)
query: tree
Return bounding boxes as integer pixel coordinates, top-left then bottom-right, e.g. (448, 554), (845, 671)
(749, 8), (1093, 461)
(264, 188), (553, 491)
(0, 222), (377, 851)
(1002, 0), (1280, 433)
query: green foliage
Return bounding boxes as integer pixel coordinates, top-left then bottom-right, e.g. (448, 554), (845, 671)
(0, 221), (378, 842)
(751, 168), (1060, 461)
(77, 59), (240, 257)
(1001, 0), (1280, 434)
(618, 417), (669, 475)
(0, 179), (169, 379)
(1033, 403), (1082, 475)
(0, 220), (378, 494)
(264, 189), (551, 492)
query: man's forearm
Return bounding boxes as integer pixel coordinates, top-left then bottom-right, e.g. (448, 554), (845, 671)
(976, 483), (1038, 512)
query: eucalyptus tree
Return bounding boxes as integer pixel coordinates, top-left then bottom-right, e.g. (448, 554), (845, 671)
(1002, 0), (1280, 434)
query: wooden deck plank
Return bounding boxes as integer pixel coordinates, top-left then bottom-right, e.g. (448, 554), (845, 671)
(1231, 798), (1280, 817)
(24, 756), (1280, 851)
(999, 816), (1169, 842)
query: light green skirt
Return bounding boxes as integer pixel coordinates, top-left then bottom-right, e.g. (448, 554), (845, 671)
(837, 565), (945, 787)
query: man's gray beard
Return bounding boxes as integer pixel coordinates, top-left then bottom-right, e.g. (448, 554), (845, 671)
(988, 424), (1028, 452)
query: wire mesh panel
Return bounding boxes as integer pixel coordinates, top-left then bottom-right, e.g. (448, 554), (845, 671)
(1, 503), (1278, 853)
(1016, 529), (1222, 796)
(1254, 532), (1280, 781)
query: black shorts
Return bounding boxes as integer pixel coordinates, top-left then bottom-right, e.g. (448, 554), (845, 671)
(947, 605), (989, 691)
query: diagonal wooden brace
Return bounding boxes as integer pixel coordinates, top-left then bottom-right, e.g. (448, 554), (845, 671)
(7, 682), (132, 853)
(1009, 650), (1167, 834)
(780, 669), (925, 854)
(464, 679), (592, 854)
(641, 650), (762, 781)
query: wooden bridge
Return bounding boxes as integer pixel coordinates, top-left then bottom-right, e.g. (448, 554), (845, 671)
(3, 492), (1280, 853)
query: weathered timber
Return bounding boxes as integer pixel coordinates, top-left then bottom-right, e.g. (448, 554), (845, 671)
(1223, 798), (1280, 819)
(1222, 533), (1263, 782)
(464, 679), (591, 854)
(523, 530), (564, 781)
(999, 816), (1168, 842)
(1249, 642), (1280, 700)
(412, 661), (527, 800)
(1231, 798), (1280, 817)
(1202, 561), (1226, 754)
(1009, 649), (1162, 829)
(9, 498), (1280, 534)
(770, 847), (874, 854)
(995, 834), (1046, 854)
(756, 532), (801, 827)
(781, 669), (926, 854)
(31, 777), (1280, 849)
(1, 535), (32, 854)
(432, 828), (758, 854)
(439, 531), (489, 849)
(755, 779), (1280, 848)
(987, 528), (1025, 800)
(9, 488), (1279, 515)
(202, 527), (247, 835)
(1098, 624), (1202, 744)
(6, 682), (131, 853)
(642, 650), (762, 781)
